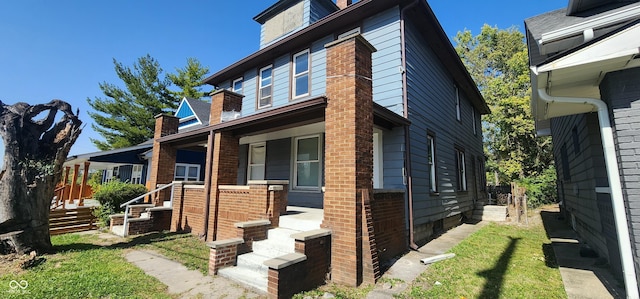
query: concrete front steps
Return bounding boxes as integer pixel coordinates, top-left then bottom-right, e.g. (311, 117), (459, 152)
(218, 207), (323, 293)
(473, 201), (508, 222)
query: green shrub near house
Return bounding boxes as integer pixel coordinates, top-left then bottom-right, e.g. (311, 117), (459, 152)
(92, 180), (147, 227)
(519, 166), (558, 208)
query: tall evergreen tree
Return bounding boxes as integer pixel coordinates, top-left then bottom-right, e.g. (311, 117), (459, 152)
(87, 55), (178, 150)
(168, 57), (210, 99)
(454, 25), (554, 184)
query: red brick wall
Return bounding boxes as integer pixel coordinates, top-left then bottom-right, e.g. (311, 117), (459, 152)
(371, 191), (407, 264)
(148, 114), (178, 205)
(323, 35), (376, 286)
(236, 224), (269, 254)
(210, 90), (243, 125)
(209, 244), (238, 275)
(207, 131), (240, 241)
(216, 185), (283, 240)
(152, 209), (173, 231)
(171, 184), (207, 237)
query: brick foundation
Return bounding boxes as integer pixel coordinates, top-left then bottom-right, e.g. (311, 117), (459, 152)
(371, 190), (407, 264)
(171, 182), (207, 236)
(323, 34), (377, 286)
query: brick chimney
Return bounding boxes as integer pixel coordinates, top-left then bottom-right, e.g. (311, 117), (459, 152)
(337, 0), (352, 9)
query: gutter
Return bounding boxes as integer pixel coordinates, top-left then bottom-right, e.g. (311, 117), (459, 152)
(401, 0), (420, 251)
(537, 88), (640, 299)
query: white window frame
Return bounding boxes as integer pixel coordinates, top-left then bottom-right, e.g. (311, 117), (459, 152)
(427, 134), (437, 193)
(174, 163), (201, 181)
(292, 50), (310, 99)
(455, 85), (461, 121)
(131, 165), (143, 185)
(455, 148), (467, 191)
(292, 135), (322, 191)
(472, 107), (477, 135)
(258, 65), (273, 109)
(373, 129), (384, 189)
(232, 77), (243, 94)
(247, 142), (266, 181)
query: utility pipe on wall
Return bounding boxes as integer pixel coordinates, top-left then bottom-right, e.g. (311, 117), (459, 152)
(537, 88), (639, 299)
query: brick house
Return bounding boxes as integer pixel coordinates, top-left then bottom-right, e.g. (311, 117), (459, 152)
(526, 1), (640, 297)
(118, 0), (489, 296)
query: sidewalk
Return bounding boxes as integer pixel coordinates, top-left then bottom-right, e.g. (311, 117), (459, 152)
(367, 221), (488, 298)
(125, 250), (265, 299)
(539, 206), (625, 299)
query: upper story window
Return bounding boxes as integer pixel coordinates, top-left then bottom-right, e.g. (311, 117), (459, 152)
(258, 65), (273, 109)
(472, 107), (477, 135)
(455, 85), (461, 122)
(232, 77), (243, 94)
(427, 133), (437, 193)
(293, 50), (310, 99)
(455, 147), (467, 191)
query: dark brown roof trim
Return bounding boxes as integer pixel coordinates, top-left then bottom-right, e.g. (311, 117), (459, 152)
(373, 102), (411, 129)
(204, 0), (413, 86)
(159, 97), (328, 143)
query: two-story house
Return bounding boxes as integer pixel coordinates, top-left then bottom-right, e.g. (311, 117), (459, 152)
(526, 1), (640, 296)
(119, 0), (489, 295)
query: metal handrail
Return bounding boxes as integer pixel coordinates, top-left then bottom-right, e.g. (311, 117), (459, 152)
(122, 182), (176, 237)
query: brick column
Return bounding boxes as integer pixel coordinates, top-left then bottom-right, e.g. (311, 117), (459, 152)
(323, 34), (376, 286)
(206, 130), (240, 241)
(209, 89), (243, 125)
(147, 114), (179, 206)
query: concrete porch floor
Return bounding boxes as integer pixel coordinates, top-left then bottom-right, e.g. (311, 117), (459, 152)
(279, 206), (323, 231)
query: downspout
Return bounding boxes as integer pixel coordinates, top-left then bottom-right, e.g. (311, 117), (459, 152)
(537, 88), (640, 299)
(401, 0), (420, 250)
(202, 130), (214, 240)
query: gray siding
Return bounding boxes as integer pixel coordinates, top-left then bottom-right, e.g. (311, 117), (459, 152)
(550, 112), (618, 274)
(382, 126), (406, 189)
(404, 15), (484, 240)
(601, 67), (640, 277)
(272, 54), (291, 108)
(310, 35), (333, 97)
(309, 0), (334, 23)
(362, 6), (404, 115)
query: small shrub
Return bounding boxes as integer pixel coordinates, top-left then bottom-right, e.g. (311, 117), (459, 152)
(519, 166), (558, 208)
(87, 171), (103, 193)
(92, 181), (147, 227)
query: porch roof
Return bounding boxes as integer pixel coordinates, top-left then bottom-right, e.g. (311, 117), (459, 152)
(158, 96), (410, 145)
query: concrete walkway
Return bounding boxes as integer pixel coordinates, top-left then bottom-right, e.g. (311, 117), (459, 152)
(125, 250), (265, 299)
(540, 206), (625, 299)
(367, 221), (488, 298)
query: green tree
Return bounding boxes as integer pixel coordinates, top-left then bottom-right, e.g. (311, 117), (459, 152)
(454, 25), (553, 184)
(168, 57), (210, 99)
(88, 54), (178, 150)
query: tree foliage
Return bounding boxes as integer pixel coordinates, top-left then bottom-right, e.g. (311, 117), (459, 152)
(454, 25), (554, 184)
(168, 57), (211, 99)
(88, 54), (178, 150)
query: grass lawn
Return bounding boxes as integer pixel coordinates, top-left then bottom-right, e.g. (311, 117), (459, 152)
(0, 231), (211, 299)
(400, 221), (566, 299)
(0, 233), (170, 299)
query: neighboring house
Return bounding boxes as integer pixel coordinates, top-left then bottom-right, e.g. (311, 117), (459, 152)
(526, 1), (640, 296)
(62, 97), (210, 198)
(138, 0), (489, 292)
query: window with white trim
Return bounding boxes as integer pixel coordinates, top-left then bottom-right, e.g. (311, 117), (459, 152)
(472, 107), (477, 135)
(293, 135), (321, 190)
(258, 65), (273, 109)
(455, 148), (467, 191)
(175, 163), (200, 181)
(131, 165), (143, 184)
(427, 133), (437, 193)
(232, 77), (243, 94)
(248, 143), (266, 181)
(293, 50), (310, 98)
(455, 85), (461, 121)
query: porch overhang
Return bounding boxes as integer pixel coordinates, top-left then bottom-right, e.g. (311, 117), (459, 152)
(158, 96), (410, 145)
(530, 20), (640, 136)
(64, 143), (152, 169)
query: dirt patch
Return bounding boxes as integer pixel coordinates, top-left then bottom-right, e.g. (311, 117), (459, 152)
(0, 253), (32, 275)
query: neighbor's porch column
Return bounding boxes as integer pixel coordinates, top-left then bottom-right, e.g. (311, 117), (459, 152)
(78, 161), (90, 206)
(205, 89), (243, 242)
(323, 34), (376, 286)
(68, 164), (80, 203)
(147, 114), (179, 206)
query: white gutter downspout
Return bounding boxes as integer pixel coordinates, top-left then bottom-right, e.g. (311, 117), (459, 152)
(537, 88), (640, 299)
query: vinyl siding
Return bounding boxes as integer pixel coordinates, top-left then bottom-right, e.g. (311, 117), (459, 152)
(310, 35), (333, 97)
(310, 0), (335, 23)
(382, 126), (406, 189)
(272, 54), (291, 108)
(551, 113), (614, 270)
(362, 6), (404, 115)
(404, 16), (484, 235)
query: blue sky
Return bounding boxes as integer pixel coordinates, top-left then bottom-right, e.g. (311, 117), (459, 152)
(0, 0), (565, 163)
